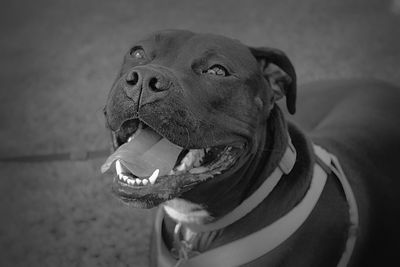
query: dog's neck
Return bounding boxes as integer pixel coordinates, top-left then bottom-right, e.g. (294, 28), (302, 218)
(163, 107), (314, 248)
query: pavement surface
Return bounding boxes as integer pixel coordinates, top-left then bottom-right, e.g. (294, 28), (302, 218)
(0, 0), (399, 266)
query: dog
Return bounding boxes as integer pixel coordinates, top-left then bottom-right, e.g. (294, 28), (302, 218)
(102, 30), (400, 266)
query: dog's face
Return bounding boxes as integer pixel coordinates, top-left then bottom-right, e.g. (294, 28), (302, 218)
(103, 30), (296, 208)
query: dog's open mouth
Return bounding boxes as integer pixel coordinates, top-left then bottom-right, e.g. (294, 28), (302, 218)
(101, 119), (243, 207)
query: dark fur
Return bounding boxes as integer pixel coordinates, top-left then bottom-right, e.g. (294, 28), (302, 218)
(105, 30), (400, 266)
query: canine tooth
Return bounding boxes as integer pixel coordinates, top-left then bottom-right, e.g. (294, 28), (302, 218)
(116, 160), (123, 175)
(136, 178), (142, 184)
(142, 179), (149, 185)
(149, 169), (160, 184)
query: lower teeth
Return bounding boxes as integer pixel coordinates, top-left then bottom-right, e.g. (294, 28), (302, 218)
(116, 167), (159, 186)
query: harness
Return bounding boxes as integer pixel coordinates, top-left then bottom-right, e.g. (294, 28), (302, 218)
(152, 143), (359, 267)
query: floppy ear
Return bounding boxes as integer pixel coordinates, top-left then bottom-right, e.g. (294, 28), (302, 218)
(249, 47), (297, 114)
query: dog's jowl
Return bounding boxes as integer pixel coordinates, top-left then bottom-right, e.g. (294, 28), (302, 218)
(102, 30), (400, 267)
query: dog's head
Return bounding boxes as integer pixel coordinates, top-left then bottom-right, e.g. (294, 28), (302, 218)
(103, 30), (296, 208)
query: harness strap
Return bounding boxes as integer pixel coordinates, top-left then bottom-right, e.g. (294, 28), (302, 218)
(313, 145), (359, 267)
(154, 144), (358, 267)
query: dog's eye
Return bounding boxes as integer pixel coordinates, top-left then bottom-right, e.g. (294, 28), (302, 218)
(204, 64), (229, 76)
(130, 47), (146, 59)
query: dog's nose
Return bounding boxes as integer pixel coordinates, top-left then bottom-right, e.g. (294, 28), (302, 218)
(125, 69), (170, 93)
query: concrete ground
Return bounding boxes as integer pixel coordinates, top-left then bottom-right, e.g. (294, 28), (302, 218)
(0, 0), (399, 266)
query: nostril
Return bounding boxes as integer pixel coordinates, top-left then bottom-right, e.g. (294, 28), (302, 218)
(126, 71), (139, 85)
(149, 77), (162, 91)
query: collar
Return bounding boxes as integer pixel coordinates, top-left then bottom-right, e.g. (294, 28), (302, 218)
(153, 143), (359, 267)
(313, 145), (359, 267)
(183, 138), (297, 233)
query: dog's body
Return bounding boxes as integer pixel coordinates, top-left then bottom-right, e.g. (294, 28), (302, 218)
(269, 79), (400, 267)
(103, 30), (400, 266)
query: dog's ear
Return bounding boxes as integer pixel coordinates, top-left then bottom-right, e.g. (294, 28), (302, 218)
(249, 47), (297, 114)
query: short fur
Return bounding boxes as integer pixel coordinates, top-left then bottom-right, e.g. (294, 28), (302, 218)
(104, 30), (400, 266)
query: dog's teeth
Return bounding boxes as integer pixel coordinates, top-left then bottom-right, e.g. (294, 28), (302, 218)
(149, 169), (160, 184)
(142, 179), (149, 185)
(193, 149), (205, 167)
(176, 163), (187, 172)
(176, 149), (205, 172)
(116, 160), (123, 175)
(118, 174), (128, 181)
(127, 123), (143, 143)
(136, 178), (142, 185)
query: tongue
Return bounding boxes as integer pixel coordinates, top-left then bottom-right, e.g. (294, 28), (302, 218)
(101, 127), (183, 177)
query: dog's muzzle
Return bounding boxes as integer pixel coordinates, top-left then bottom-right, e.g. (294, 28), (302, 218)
(101, 118), (244, 208)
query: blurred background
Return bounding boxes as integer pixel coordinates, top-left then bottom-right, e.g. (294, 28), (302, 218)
(0, 0), (399, 266)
